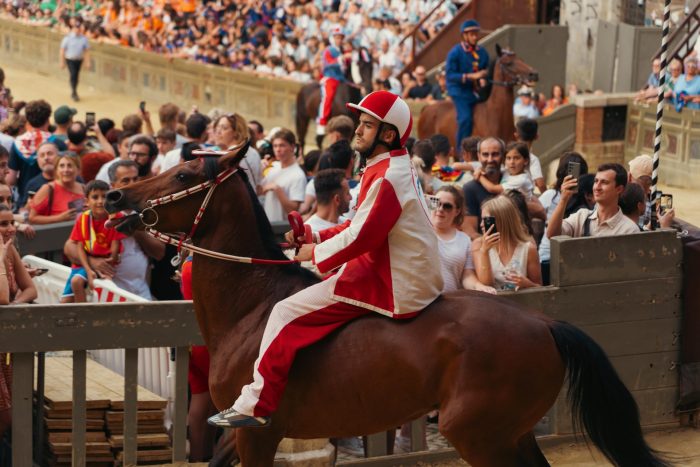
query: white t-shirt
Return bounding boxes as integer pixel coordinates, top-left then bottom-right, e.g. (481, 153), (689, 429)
(501, 172), (534, 199)
(0, 132), (13, 152)
(305, 178), (316, 199)
(262, 163), (307, 223)
(437, 230), (474, 293)
(95, 158), (120, 184)
(528, 153), (543, 181)
(160, 147), (182, 173)
(239, 147), (263, 193)
(305, 214), (338, 233)
(113, 237), (153, 300)
(538, 189), (560, 262)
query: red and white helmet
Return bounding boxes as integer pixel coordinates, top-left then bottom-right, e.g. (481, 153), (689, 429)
(347, 91), (413, 146)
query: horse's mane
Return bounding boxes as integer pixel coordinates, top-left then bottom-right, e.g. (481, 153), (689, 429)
(233, 167), (319, 283)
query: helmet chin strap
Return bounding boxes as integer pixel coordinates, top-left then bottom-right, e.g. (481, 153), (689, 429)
(359, 122), (389, 168)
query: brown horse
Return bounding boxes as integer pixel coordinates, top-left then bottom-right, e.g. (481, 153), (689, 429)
(418, 45), (538, 147)
(106, 149), (668, 467)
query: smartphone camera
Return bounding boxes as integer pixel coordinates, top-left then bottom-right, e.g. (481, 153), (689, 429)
(659, 193), (673, 215)
(483, 216), (497, 233)
(86, 112), (96, 128)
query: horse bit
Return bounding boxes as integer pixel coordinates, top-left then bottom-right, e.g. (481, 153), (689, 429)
(139, 146), (300, 266)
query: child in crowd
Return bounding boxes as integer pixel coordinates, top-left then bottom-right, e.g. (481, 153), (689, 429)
(474, 142), (534, 199)
(61, 180), (123, 303)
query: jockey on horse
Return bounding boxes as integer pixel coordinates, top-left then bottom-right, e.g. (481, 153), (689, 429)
(316, 26), (349, 141)
(208, 91), (444, 428)
(445, 19), (490, 148)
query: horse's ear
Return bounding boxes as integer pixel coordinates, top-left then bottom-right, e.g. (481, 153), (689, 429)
(495, 44), (503, 57)
(218, 139), (251, 169)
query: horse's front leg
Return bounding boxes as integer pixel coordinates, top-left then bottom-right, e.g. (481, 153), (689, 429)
(236, 425), (284, 466)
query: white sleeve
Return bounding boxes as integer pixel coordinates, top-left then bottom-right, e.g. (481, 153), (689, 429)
(529, 154), (543, 180)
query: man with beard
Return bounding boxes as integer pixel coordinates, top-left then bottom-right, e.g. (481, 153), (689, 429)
(461, 137), (504, 239)
(127, 135), (158, 180)
(208, 91), (443, 428)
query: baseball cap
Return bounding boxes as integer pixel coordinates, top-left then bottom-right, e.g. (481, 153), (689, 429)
(54, 105), (77, 125)
(628, 154), (653, 179)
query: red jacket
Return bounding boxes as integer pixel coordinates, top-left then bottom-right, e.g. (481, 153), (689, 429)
(312, 149), (443, 318)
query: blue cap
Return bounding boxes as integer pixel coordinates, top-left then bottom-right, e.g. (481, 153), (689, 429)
(461, 19), (480, 33)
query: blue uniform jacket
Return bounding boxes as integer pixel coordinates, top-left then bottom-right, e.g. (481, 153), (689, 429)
(445, 43), (489, 102)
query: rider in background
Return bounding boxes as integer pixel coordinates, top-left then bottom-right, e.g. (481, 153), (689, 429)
(445, 20), (489, 148)
(316, 26), (348, 145)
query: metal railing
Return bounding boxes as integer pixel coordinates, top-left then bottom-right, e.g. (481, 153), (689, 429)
(654, 2), (700, 62)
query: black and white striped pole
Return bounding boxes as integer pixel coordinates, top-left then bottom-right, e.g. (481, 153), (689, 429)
(651, 0), (672, 230)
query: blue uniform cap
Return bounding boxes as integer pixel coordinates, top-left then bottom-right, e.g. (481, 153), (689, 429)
(461, 19), (480, 33)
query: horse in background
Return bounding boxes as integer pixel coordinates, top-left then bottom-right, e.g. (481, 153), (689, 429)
(418, 45), (538, 147)
(106, 146), (670, 467)
(296, 47), (373, 153)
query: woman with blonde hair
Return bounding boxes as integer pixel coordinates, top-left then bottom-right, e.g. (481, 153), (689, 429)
(212, 112), (262, 195)
(472, 195), (541, 291)
(29, 153), (85, 224)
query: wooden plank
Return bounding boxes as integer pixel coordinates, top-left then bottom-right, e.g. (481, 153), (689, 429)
(410, 418), (426, 452)
(365, 433), (388, 457)
(172, 346), (189, 462)
(107, 424), (167, 435)
(116, 448), (173, 462)
(44, 408), (106, 419)
(49, 442), (111, 455)
(579, 318), (680, 357)
(550, 230), (682, 287)
(48, 432), (106, 443)
(108, 433), (170, 449)
(106, 410), (164, 423)
(123, 347), (138, 467)
(0, 301), (202, 353)
(609, 351), (679, 391)
(11, 352), (33, 467)
(72, 350), (87, 467)
(45, 419), (105, 431)
(507, 277), (682, 326)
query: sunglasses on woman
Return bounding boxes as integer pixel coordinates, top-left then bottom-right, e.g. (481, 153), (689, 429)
(437, 201), (454, 211)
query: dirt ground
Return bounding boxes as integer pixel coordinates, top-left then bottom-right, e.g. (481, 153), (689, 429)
(423, 428), (700, 466)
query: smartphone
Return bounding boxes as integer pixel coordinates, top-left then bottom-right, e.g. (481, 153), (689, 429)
(68, 198), (85, 212)
(567, 161), (581, 181)
(139, 101), (146, 113)
(659, 193), (673, 215)
(483, 216), (497, 233)
(85, 112), (96, 128)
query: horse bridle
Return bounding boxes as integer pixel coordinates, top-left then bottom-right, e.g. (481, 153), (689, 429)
(140, 157), (298, 266)
(489, 51), (532, 88)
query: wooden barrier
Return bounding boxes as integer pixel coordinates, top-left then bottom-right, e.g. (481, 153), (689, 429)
(0, 230), (684, 466)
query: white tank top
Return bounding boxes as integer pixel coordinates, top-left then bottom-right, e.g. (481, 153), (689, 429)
(488, 241), (529, 291)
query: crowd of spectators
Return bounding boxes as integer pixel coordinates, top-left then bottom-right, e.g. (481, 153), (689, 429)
(1, 0), (459, 83)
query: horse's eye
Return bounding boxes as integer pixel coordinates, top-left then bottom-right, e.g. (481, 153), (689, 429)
(175, 172), (188, 183)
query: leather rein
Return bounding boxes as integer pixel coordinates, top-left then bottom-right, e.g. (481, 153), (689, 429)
(139, 160), (299, 266)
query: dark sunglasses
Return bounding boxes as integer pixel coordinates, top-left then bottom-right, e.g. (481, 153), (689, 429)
(437, 201), (454, 211)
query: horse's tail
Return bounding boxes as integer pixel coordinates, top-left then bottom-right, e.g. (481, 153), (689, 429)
(548, 320), (670, 467)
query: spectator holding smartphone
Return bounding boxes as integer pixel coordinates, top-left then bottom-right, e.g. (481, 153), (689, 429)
(472, 195), (541, 291)
(28, 153), (84, 224)
(61, 180), (123, 303)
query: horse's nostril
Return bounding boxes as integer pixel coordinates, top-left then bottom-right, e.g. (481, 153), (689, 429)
(106, 189), (124, 207)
